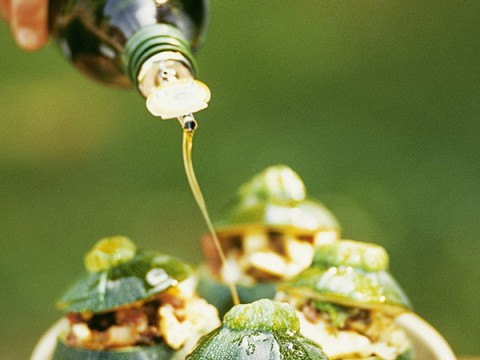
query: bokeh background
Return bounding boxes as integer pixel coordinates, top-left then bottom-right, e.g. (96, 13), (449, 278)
(1, 1), (479, 358)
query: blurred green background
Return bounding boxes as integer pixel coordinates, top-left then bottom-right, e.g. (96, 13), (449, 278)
(1, 1), (479, 358)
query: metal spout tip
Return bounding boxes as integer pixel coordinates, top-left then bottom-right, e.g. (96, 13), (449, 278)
(178, 114), (197, 133)
(184, 119), (197, 132)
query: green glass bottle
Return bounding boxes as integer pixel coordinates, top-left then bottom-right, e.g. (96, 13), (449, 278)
(49, 0), (210, 120)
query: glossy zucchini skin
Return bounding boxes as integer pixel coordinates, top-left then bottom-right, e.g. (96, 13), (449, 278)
(279, 266), (412, 315)
(196, 267), (277, 316)
(281, 240), (412, 315)
(186, 299), (329, 360)
(312, 240), (389, 272)
(213, 165), (339, 234)
(57, 250), (193, 313)
(186, 326), (328, 360)
(53, 339), (174, 360)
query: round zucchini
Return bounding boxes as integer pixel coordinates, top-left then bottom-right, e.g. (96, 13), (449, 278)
(33, 237), (220, 360)
(186, 299), (329, 360)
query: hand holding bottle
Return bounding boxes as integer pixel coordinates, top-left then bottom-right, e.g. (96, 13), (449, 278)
(0, 0), (48, 50)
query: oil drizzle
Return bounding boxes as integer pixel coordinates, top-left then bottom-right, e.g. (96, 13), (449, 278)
(182, 126), (240, 306)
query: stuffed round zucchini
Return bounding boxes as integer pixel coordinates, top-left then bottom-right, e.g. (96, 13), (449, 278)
(276, 240), (413, 360)
(198, 165), (340, 315)
(186, 299), (330, 360)
(33, 236), (220, 359)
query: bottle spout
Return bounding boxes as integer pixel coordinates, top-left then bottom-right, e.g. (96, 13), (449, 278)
(178, 114), (198, 133)
(145, 78), (211, 120)
(136, 52), (210, 120)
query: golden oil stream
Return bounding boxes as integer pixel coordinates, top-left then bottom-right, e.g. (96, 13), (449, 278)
(182, 125), (240, 306)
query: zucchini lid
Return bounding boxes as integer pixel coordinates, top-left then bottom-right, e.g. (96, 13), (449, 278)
(214, 165), (340, 234)
(313, 240), (390, 273)
(186, 299), (329, 360)
(57, 237), (193, 313)
(279, 266), (412, 315)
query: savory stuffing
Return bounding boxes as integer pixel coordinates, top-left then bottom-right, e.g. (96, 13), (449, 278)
(277, 295), (410, 360)
(203, 228), (337, 284)
(64, 286), (220, 351)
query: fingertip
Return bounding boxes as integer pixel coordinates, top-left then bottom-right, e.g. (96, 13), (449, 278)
(15, 28), (36, 50)
(11, 0), (48, 51)
(15, 27), (48, 50)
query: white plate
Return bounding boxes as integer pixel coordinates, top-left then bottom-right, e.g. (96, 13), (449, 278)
(30, 318), (68, 360)
(396, 313), (457, 360)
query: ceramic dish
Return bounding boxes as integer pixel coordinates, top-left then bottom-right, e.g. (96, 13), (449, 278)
(395, 312), (456, 360)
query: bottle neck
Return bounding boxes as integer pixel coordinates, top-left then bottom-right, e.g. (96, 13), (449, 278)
(124, 24), (197, 97)
(124, 23), (211, 120)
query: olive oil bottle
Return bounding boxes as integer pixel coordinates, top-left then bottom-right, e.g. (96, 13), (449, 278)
(49, 0), (211, 119)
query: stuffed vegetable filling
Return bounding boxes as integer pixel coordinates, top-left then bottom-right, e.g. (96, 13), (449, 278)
(64, 286), (219, 351)
(280, 296), (410, 360)
(203, 228), (336, 285)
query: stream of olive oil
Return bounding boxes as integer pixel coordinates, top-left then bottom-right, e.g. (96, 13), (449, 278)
(182, 129), (240, 305)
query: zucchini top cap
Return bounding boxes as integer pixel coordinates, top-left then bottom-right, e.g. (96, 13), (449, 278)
(313, 240), (389, 272)
(286, 239), (411, 314)
(279, 266), (412, 315)
(214, 165), (340, 234)
(186, 299), (329, 360)
(56, 236), (193, 313)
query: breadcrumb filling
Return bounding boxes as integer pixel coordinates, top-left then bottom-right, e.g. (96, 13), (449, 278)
(277, 294), (410, 360)
(204, 229), (337, 284)
(64, 287), (220, 351)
